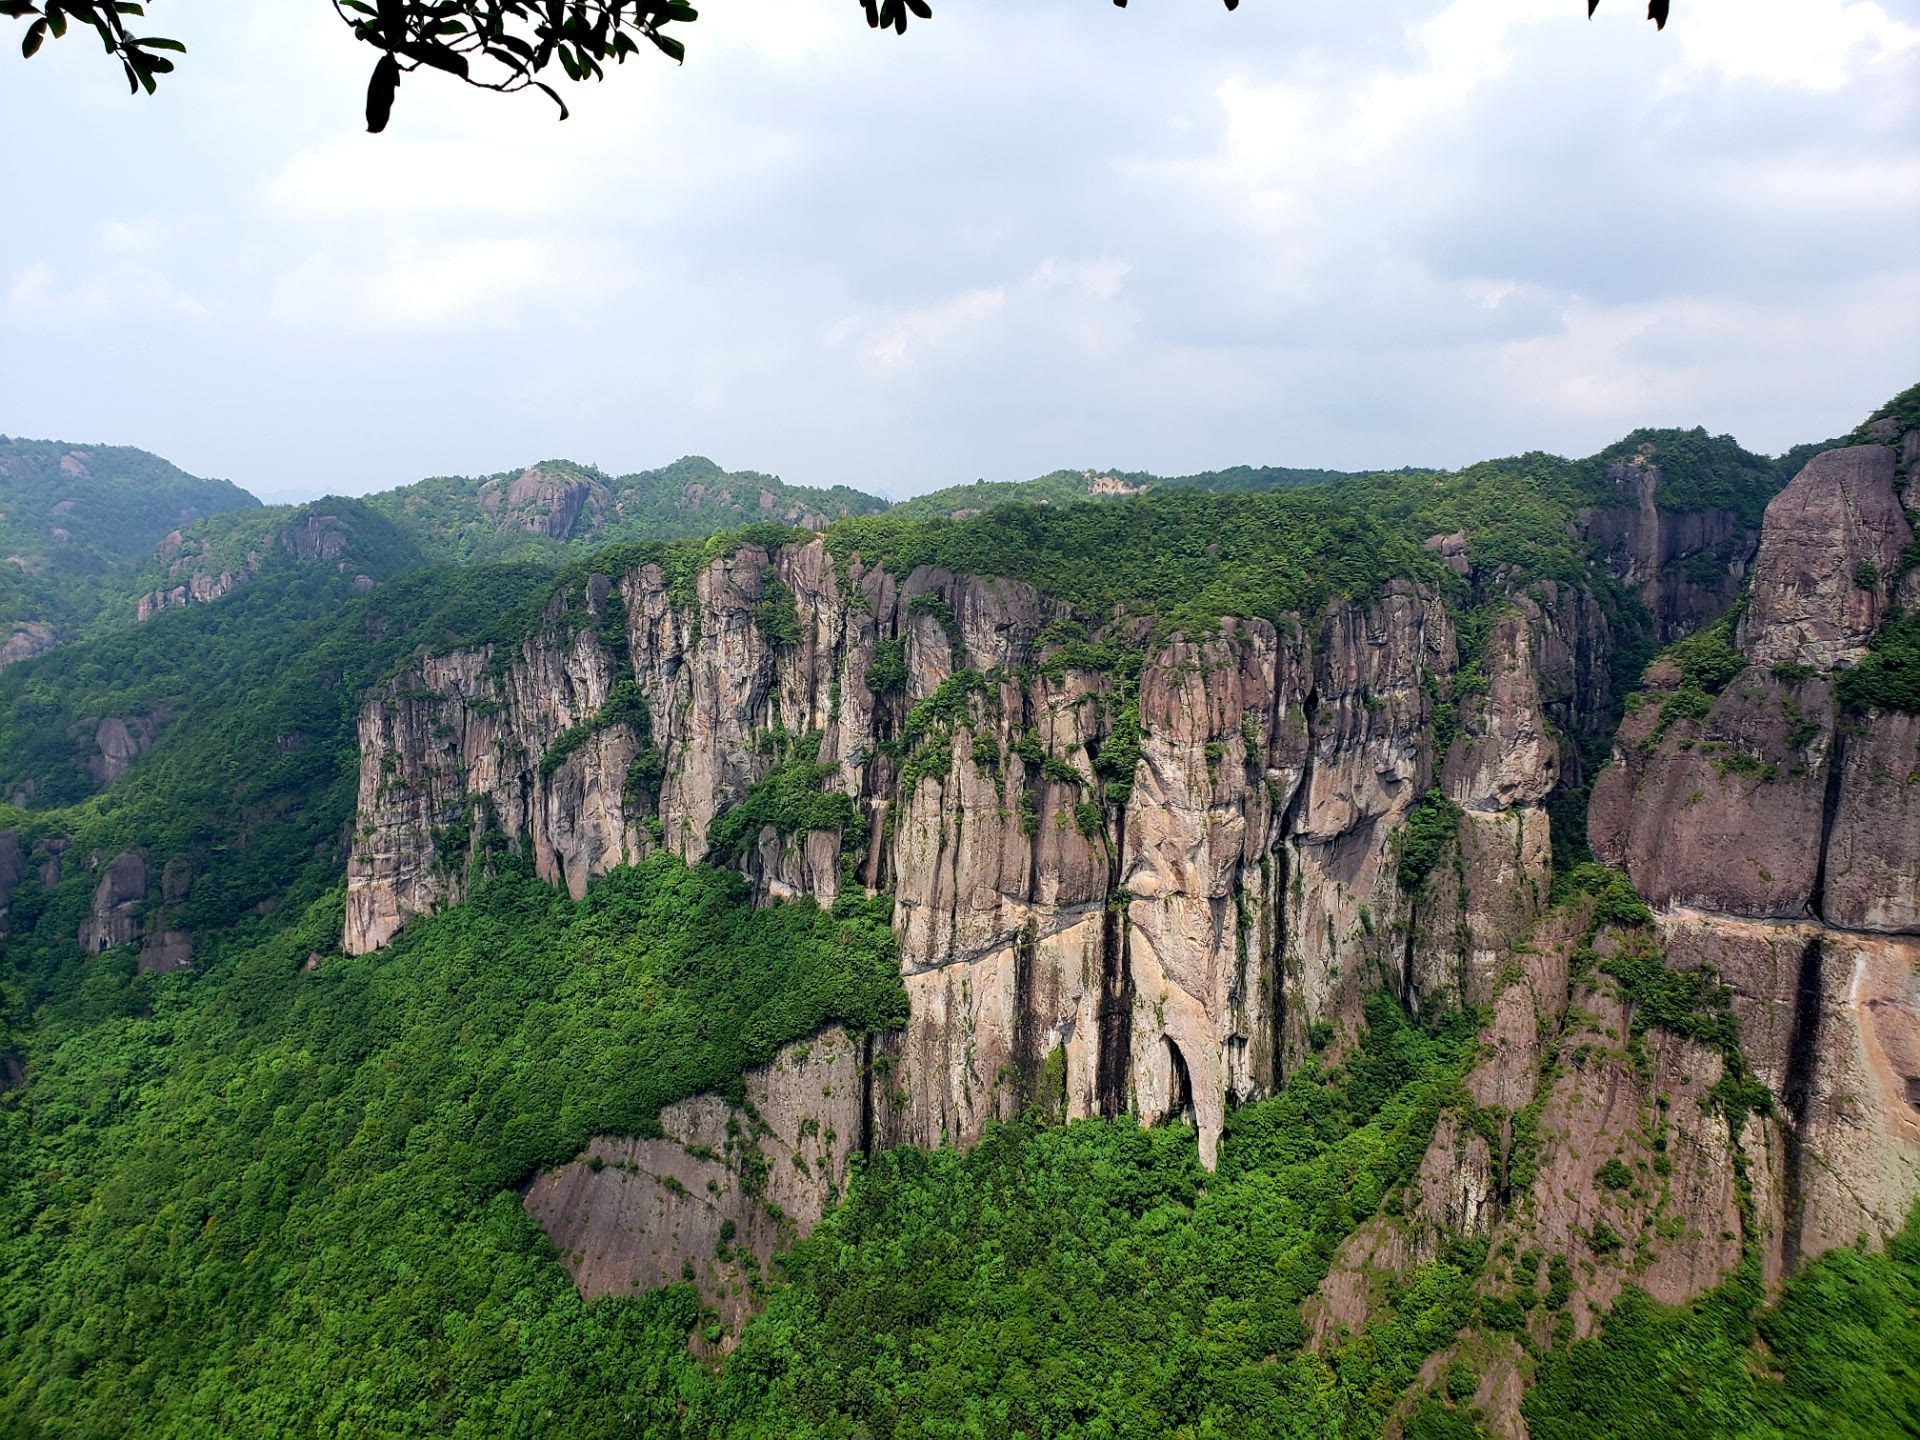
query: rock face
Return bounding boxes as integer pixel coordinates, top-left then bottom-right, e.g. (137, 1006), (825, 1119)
(88, 715), (158, 785)
(78, 850), (147, 954)
(1580, 446), (1766, 643)
(522, 1027), (865, 1336)
(137, 564), (249, 621)
(1590, 669), (1833, 918)
(1, 620), (57, 669)
(1591, 433), (1920, 1277)
(1736, 445), (1910, 669)
(346, 538), (1615, 1181)
(479, 465), (610, 539)
(136, 507), (386, 622)
(351, 432), (1920, 1327)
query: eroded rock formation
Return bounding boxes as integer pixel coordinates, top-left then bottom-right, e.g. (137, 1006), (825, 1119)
(78, 850), (147, 955)
(1590, 438), (1920, 1275)
(345, 540), (1618, 1185)
(1, 620), (57, 669)
(1579, 441), (1766, 643)
(343, 427), (1920, 1336)
(523, 1027), (866, 1335)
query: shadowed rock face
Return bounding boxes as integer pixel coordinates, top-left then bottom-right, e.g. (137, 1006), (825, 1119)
(1823, 710), (1920, 933)
(78, 850), (146, 954)
(1579, 450), (1764, 644)
(1590, 433), (1920, 1280)
(0, 829), (22, 941)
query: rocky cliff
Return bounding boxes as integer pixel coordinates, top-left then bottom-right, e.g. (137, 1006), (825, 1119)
(133, 502), (398, 622)
(340, 423), (1920, 1345)
(1578, 434), (1774, 643)
(344, 542), (1618, 1163)
(341, 521), (1623, 1321)
(1589, 437), (1920, 1277)
(1281, 430), (1920, 1437)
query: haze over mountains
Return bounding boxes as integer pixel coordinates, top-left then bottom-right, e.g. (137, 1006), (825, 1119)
(0, 419), (1838, 671)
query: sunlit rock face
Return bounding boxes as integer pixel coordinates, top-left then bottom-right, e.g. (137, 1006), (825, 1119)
(346, 535), (1613, 1179)
(354, 435), (1920, 1325)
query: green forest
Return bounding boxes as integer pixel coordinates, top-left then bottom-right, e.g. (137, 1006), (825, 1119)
(4, 404), (1918, 1437)
(6, 871), (1914, 1436)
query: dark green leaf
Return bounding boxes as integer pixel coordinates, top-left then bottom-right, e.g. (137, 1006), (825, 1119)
(365, 50), (400, 132)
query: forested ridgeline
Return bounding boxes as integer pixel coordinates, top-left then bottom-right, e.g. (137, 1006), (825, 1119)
(6, 398), (1919, 1437)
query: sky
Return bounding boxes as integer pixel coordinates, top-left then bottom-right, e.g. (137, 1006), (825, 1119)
(2, 0), (1917, 504)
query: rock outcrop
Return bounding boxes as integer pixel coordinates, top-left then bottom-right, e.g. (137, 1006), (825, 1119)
(522, 1027), (866, 1336)
(1, 620), (57, 669)
(87, 715), (158, 785)
(1736, 445), (1910, 670)
(137, 562), (250, 621)
(137, 506), (389, 622)
(479, 465), (609, 540)
(346, 537), (1615, 1182)
(77, 850), (146, 954)
(1590, 435), (1920, 1277)
(1580, 444), (1768, 643)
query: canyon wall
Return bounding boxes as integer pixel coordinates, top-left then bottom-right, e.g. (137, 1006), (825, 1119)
(1578, 441), (1767, 643)
(344, 545), (1615, 1173)
(1590, 442), (1920, 1275)
(341, 429), (1920, 1332)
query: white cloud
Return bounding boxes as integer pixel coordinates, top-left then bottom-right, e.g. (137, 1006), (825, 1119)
(265, 235), (612, 332)
(1669, 0), (1920, 90)
(0, 0), (1914, 493)
(7, 260), (210, 323)
(97, 215), (212, 256)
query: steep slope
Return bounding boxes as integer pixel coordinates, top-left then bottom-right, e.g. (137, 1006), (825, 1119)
(0, 389), (1910, 1438)
(334, 454), (1749, 1333)
(333, 395), (1909, 1382)
(339, 483), (1637, 1168)
(125, 494), (427, 623)
(1576, 427), (1784, 642)
(0, 437), (258, 663)
(1589, 438), (1920, 1272)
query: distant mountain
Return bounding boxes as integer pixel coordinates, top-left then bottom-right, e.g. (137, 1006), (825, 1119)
(885, 462), (1367, 520)
(362, 454), (891, 562)
(0, 437), (259, 665)
(122, 496), (428, 624)
(0, 450), (891, 657)
(0, 426), (1831, 671)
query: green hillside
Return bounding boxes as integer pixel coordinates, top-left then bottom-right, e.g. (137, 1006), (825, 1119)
(0, 395), (1898, 1439)
(885, 461), (1361, 520)
(363, 454), (890, 562)
(0, 437), (259, 657)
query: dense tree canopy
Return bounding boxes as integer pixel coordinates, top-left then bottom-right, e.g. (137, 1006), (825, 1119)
(6, 0), (1671, 132)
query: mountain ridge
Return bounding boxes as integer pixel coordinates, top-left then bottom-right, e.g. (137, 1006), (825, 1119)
(0, 419), (1814, 670)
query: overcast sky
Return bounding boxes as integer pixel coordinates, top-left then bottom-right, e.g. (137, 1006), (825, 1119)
(3, 0), (1916, 503)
